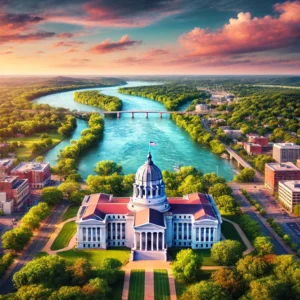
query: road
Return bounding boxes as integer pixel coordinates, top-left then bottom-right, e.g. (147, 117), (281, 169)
(229, 185), (289, 255)
(0, 203), (67, 294)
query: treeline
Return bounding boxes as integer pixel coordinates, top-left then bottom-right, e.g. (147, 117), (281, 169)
(53, 113), (104, 180)
(57, 115), (77, 136)
(118, 84), (209, 110)
(74, 90), (122, 111)
(9, 256), (124, 300)
(172, 114), (225, 154)
(2, 202), (50, 253)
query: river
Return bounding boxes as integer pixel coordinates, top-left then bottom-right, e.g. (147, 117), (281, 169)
(33, 81), (235, 180)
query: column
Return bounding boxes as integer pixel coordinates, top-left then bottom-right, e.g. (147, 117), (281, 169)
(204, 227), (207, 244)
(134, 232), (136, 249)
(198, 227), (201, 241)
(156, 232), (159, 250)
(176, 223), (179, 240)
(140, 232), (142, 250)
(162, 232), (165, 250)
(151, 232), (153, 251)
(184, 223), (187, 240)
(145, 232), (148, 251)
(115, 223), (117, 240)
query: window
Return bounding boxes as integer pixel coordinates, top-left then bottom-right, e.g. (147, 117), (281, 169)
(83, 244), (85, 248)
(98, 244), (100, 247)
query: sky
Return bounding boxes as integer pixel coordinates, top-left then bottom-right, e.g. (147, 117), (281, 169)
(1, 0), (300, 75)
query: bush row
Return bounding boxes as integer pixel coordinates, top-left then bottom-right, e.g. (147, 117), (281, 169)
(241, 189), (266, 216)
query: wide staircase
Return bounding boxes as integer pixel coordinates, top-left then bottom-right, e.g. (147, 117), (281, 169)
(134, 250), (166, 261)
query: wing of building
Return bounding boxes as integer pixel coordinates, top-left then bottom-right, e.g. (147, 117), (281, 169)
(76, 152), (222, 258)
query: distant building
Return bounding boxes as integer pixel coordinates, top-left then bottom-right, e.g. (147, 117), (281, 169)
(12, 162), (51, 189)
(264, 162), (300, 193)
(0, 176), (30, 210)
(248, 135), (269, 146)
(226, 95), (235, 102)
(297, 159), (300, 168)
(0, 159), (14, 176)
(278, 181), (300, 212)
(223, 129), (242, 138)
(273, 143), (300, 163)
(0, 192), (13, 214)
(195, 104), (208, 112)
(244, 142), (262, 155)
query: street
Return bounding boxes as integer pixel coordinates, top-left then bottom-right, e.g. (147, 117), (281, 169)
(0, 203), (67, 294)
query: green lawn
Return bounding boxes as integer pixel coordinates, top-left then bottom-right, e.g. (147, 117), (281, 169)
(112, 270), (125, 300)
(168, 248), (217, 266)
(51, 221), (77, 251)
(57, 247), (131, 266)
(128, 269), (145, 300)
(62, 206), (79, 221)
(175, 270), (214, 299)
(7, 132), (63, 159)
(221, 220), (247, 251)
(154, 269), (170, 300)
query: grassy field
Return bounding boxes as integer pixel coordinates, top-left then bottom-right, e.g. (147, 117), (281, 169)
(51, 221), (77, 251)
(154, 269), (170, 300)
(128, 269), (145, 300)
(62, 206), (79, 221)
(175, 270), (214, 299)
(58, 247), (131, 265)
(7, 132), (63, 159)
(112, 270), (125, 300)
(221, 220), (247, 251)
(168, 248), (217, 266)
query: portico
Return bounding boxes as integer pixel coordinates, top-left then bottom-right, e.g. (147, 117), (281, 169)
(133, 231), (165, 251)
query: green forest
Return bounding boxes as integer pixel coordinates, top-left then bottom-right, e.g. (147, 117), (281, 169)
(118, 84), (209, 110)
(74, 90), (122, 111)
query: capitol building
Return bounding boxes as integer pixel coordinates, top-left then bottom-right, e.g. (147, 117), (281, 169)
(76, 152), (222, 259)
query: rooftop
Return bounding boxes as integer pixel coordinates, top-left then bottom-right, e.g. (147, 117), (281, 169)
(0, 159), (14, 168)
(273, 143), (300, 149)
(135, 208), (165, 227)
(12, 162), (49, 173)
(279, 180), (300, 192)
(0, 176), (18, 183)
(266, 162), (300, 171)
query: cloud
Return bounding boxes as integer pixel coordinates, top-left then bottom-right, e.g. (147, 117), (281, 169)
(115, 56), (152, 64)
(57, 32), (74, 39)
(144, 49), (169, 57)
(89, 35), (142, 54)
(0, 51), (13, 55)
(179, 1), (300, 56)
(52, 40), (84, 48)
(0, 31), (56, 44)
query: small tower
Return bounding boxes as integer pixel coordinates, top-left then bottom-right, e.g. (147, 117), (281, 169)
(128, 152), (170, 212)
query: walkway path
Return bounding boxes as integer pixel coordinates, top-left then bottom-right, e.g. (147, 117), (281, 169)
(42, 217), (77, 254)
(222, 217), (255, 255)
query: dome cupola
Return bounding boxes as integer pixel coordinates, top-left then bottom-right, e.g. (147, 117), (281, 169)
(128, 152), (170, 213)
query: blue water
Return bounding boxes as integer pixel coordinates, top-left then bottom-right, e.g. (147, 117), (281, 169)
(33, 81), (234, 180)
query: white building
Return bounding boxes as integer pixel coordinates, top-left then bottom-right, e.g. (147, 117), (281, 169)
(76, 152), (222, 260)
(195, 104), (208, 112)
(273, 143), (300, 164)
(278, 181), (300, 212)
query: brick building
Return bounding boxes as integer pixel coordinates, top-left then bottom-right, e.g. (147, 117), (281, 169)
(264, 162), (300, 193)
(12, 162), (51, 189)
(248, 135), (269, 146)
(273, 143), (300, 163)
(243, 142), (262, 155)
(0, 159), (14, 176)
(278, 181), (300, 212)
(0, 176), (30, 209)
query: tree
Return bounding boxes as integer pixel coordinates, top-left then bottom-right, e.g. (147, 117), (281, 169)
(181, 281), (229, 300)
(254, 236), (274, 255)
(69, 190), (86, 205)
(248, 276), (284, 300)
(2, 226), (32, 252)
(211, 269), (245, 299)
(293, 204), (300, 217)
(82, 278), (110, 300)
(49, 286), (84, 300)
(41, 187), (63, 205)
(94, 161), (122, 176)
(36, 156), (44, 163)
(210, 139), (225, 154)
(234, 168), (256, 183)
(171, 249), (203, 282)
(208, 183), (232, 200)
(58, 182), (80, 198)
(68, 258), (92, 285)
(97, 258), (122, 284)
(254, 155), (273, 173)
(16, 284), (52, 300)
(211, 240), (243, 265)
(237, 255), (271, 282)
(217, 195), (237, 213)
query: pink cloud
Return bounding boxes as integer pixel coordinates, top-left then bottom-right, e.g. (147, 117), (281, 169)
(52, 40), (84, 48)
(144, 49), (169, 58)
(57, 32), (74, 39)
(89, 35), (142, 54)
(115, 56), (152, 64)
(179, 1), (300, 56)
